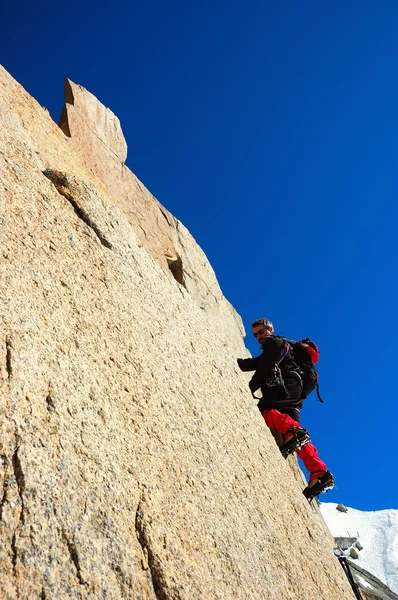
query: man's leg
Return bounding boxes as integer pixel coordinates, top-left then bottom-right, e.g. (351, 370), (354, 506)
(261, 407), (301, 433)
(296, 444), (327, 480)
(261, 406), (333, 497)
(262, 408), (327, 477)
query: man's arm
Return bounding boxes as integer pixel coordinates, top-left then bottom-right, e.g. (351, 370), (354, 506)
(248, 337), (287, 394)
(237, 356), (260, 372)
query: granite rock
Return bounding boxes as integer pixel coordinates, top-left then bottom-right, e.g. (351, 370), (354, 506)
(0, 64), (354, 600)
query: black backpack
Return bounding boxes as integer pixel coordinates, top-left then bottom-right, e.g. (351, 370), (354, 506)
(278, 337), (324, 402)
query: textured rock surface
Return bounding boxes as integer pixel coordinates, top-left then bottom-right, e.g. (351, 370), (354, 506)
(59, 79), (128, 162)
(0, 64), (355, 599)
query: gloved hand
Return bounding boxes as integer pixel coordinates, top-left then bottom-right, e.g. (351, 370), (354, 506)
(249, 380), (258, 396)
(237, 358), (245, 370)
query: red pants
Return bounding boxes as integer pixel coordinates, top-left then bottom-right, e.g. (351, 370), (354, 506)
(262, 408), (327, 480)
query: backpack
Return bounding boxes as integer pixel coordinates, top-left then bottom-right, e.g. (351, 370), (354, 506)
(278, 337), (324, 402)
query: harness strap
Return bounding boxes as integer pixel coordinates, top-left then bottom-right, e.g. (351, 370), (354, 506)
(276, 343), (291, 366)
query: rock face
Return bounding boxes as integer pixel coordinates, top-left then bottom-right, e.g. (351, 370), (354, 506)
(59, 78), (128, 162)
(59, 78), (244, 353)
(0, 65), (355, 600)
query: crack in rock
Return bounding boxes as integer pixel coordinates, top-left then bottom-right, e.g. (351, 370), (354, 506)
(11, 529), (21, 598)
(8, 444), (26, 590)
(11, 531), (18, 576)
(46, 387), (56, 411)
(6, 335), (13, 378)
(135, 501), (173, 600)
(42, 170), (113, 250)
(158, 205), (177, 228)
(12, 446), (25, 525)
(62, 529), (86, 585)
(0, 454), (9, 521)
(0, 474), (9, 521)
(166, 253), (186, 288)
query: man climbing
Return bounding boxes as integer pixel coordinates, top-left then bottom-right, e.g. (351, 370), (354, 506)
(237, 318), (334, 500)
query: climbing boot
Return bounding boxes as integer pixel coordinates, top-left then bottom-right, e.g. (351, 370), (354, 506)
(303, 471), (335, 501)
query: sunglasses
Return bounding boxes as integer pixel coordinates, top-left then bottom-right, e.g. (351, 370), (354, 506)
(253, 328), (266, 338)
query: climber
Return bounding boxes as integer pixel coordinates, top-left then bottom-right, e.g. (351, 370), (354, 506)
(237, 318), (334, 500)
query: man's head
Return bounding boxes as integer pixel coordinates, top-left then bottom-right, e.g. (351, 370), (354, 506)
(252, 318), (274, 345)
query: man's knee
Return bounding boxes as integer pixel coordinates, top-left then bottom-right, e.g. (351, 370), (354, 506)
(287, 408), (300, 423)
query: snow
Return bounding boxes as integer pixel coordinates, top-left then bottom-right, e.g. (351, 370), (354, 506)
(320, 502), (398, 594)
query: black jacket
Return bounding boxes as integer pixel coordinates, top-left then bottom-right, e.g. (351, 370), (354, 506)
(238, 336), (299, 395)
(238, 335), (303, 420)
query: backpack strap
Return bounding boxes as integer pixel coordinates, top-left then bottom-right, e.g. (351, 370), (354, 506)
(315, 383), (324, 403)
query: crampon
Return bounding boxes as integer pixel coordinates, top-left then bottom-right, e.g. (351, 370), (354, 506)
(303, 471), (335, 501)
(279, 428), (310, 459)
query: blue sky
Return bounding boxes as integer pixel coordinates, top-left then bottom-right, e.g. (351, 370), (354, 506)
(2, 1), (398, 511)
